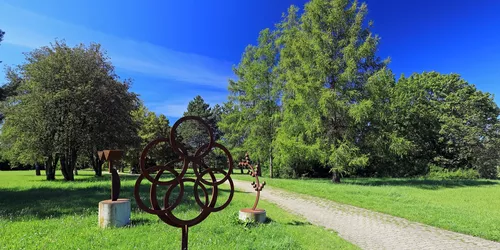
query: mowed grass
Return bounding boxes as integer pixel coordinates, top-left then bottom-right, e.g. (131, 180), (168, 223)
(0, 171), (357, 250)
(233, 174), (500, 241)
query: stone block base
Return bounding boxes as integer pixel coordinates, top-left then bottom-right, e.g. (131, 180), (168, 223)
(98, 199), (131, 228)
(239, 208), (266, 223)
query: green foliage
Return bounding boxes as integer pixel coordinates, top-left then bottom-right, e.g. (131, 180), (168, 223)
(220, 28), (281, 177)
(221, 0), (500, 180)
(390, 72), (500, 178)
(125, 102), (175, 170)
(269, 0), (384, 179)
(427, 164), (479, 180)
(178, 95), (213, 149)
(0, 67), (22, 122)
(178, 96), (221, 154)
(328, 140), (369, 176)
(0, 40), (139, 180)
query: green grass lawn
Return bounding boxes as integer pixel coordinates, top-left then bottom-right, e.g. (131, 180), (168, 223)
(232, 174), (500, 241)
(0, 171), (356, 250)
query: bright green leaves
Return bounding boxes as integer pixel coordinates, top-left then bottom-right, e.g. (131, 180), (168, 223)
(0, 40), (139, 180)
(220, 27), (281, 176)
(391, 72), (500, 177)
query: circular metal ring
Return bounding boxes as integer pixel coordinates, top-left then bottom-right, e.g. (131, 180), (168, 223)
(139, 138), (188, 184)
(193, 143), (234, 186)
(170, 116), (214, 160)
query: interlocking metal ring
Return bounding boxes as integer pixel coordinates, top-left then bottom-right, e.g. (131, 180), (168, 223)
(133, 116), (234, 250)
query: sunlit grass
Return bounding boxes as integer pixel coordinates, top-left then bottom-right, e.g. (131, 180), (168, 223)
(0, 171), (357, 250)
(232, 174), (500, 241)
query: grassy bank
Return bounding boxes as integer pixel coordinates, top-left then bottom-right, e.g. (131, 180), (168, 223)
(0, 171), (356, 250)
(233, 174), (500, 241)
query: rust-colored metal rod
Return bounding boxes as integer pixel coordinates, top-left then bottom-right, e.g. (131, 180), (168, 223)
(240, 153), (265, 211)
(248, 163), (260, 210)
(110, 167), (120, 201)
(182, 225), (188, 250)
(133, 116), (235, 250)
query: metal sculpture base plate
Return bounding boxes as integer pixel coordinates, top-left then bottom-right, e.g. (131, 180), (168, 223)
(239, 208), (266, 223)
(98, 199), (131, 228)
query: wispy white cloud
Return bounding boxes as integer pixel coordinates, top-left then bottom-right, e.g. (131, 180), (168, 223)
(0, 2), (234, 88)
(0, 2), (234, 118)
(148, 92), (227, 120)
(150, 103), (187, 119)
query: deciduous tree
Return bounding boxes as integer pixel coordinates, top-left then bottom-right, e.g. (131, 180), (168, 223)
(391, 72), (500, 178)
(0, 40), (139, 180)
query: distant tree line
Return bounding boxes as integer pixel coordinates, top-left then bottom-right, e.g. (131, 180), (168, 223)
(219, 0), (500, 181)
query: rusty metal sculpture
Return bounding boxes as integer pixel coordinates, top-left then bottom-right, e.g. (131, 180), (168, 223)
(134, 116), (234, 250)
(98, 150), (124, 201)
(239, 153), (265, 211)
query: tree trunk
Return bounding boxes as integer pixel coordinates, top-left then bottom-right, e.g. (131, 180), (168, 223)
(95, 162), (102, 176)
(119, 162), (125, 173)
(130, 160), (139, 174)
(269, 152), (273, 178)
(45, 155), (58, 181)
(60, 150), (75, 181)
(331, 170), (341, 183)
(35, 163), (41, 176)
(60, 154), (69, 180)
(69, 149), (77, 180)
(257, 159), (262, 177)
(91, 153), (103, 176)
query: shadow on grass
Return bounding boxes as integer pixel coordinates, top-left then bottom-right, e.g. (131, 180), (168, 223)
(0, 186), (127, 220)
(127, 218), (152, 227)
(30, 174), (139, 183)
(263, 217), (274, 224)
(287, 220), (311, 226)
(236, 216), (274, 229)
(342, 178), (498, 190)
(0, 177), (245, 221)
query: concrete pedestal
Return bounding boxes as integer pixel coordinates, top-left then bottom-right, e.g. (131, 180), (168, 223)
(239, 208), (266, 223)
(98, 199), (131, 228)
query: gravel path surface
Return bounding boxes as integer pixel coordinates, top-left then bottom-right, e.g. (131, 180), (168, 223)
(232, 179), (500, 250)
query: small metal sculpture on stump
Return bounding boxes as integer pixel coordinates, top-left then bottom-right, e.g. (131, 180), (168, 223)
(238, 153), (267, 223)
(97, 150), (130, 228)
(98, 150), (124, 201)
(134, 116), (234, 250)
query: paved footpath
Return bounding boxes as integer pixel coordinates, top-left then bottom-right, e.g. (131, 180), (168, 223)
(232, 179), (500, 250)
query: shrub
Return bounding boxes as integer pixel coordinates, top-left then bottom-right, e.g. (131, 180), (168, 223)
(428, 164), (479, 180)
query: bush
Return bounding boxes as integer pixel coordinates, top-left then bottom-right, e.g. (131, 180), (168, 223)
(476, 163), (498, 179)
(428, 164), (479, 180)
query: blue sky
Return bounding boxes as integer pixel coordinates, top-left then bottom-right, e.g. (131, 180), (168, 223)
(1, 0), (499, 122)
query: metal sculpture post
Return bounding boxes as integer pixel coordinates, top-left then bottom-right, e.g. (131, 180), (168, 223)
(98, 150), (123, 201)
(134, 116), (234, 250)
(97, 150), (131, 228)
(238, 153), (267, 223)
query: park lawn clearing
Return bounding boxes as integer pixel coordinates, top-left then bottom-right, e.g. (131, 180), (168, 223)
(232, 174), (500, 242)
(0, 171), (357, 250)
